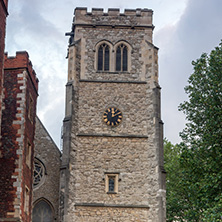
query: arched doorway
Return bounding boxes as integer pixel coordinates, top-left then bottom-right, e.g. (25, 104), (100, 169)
(32, 199), (53, 222)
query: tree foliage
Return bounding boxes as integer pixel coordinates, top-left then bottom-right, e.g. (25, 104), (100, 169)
(165, 41), (222, 221)
(164, 139), (185, 221)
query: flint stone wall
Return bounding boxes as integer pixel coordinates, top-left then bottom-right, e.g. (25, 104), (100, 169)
(63, 7), (165, 222)
(33, 117), (61, 221)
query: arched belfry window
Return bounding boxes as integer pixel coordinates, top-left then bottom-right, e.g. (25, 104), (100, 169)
(116, 44), (128, 71)
(97, 43), (110, 71)
(32, 200), (53, 222)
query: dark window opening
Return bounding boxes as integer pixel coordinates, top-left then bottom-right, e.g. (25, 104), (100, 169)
(98, 46), (103, 71)
(123, 46), (128, 71)
(104, 46), (109, 71)
(32, 200), (53, 222)
(97, 43), (110, 71)
(115, 44), (128, 72)
(116, 47), (121, 71)
(108, 176), (115, 192)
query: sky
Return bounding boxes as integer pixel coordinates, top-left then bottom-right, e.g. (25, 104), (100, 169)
(5, 0), (222, 148)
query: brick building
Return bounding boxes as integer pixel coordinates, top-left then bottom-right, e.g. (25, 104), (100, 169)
(0, 51), (38, 221)
(0, 50), (60, 222)
(61, 7), (166, 221)
(0, 1), (60, 221)
(0, 0), (8, 133)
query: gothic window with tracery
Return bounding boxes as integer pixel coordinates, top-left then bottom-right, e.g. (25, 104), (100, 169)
(116, 44), (128, 71)
(33, 158), (45, 188)
(97, 43), (110, 71)
(32, 200), (53, 222)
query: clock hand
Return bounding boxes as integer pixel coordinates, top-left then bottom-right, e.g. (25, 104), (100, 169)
(112, 112), (121, 117)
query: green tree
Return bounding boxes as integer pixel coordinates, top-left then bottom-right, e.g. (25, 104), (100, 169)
(164, 139), (184, 221)
(178, 41), (222, 221)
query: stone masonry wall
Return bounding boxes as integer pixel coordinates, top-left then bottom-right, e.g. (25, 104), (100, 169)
(72, 8), (154, 83)
(68, 81), (160, 221)
(77, 82), (151, 136)
(79, 27), (153, 82)
(74, 8), (153, 27)
(74, 206), (149, 222)
(63, 7), (165, 222)
(33, 117), (61, 221)
(68, 136), (159, 222)
(70, 137), (156, 204)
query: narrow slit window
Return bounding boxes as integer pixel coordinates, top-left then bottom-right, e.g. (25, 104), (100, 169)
(108, 176), (115, 192)
(28, 94), (34, 123)
(26, 142), (32, 168)
(24, 187), (30, 213)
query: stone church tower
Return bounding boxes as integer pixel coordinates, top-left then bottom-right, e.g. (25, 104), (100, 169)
(61, 7), (166, 221)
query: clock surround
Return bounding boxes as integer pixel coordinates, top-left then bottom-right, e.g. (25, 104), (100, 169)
(103, 107), (123, 127)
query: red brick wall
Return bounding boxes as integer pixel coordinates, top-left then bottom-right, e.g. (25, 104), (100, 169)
(3, 0), (8, 7)
(0, 0), (8, 134)
(0, 51), (38, 222)
(4, 52), (38, 92)
(0, 68), (20, 219)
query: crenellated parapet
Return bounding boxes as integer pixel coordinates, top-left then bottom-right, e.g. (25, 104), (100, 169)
(4, 51), (39, 92)
(73, 7), (153, 28)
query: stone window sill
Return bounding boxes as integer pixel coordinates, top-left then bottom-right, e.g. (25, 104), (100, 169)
(96, 71), (130, 74)
(107, 191), (117, 194)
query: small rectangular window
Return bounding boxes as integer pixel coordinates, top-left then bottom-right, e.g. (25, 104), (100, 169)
(26, 142), (32, 168)
(105, 173), (119, 194)
(24, 186), (30, 213)
(28, 94), (34, 123)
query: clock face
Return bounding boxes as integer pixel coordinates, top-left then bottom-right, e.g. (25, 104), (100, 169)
(103, 107), (122, 127)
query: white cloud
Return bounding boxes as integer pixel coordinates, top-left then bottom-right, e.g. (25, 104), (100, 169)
(5, 0), (222, 147)
(156, 0), (222, 144)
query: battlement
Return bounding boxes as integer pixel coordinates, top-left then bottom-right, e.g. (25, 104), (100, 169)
(4, 51), (39, 91)
(74, 7), (153, 28)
